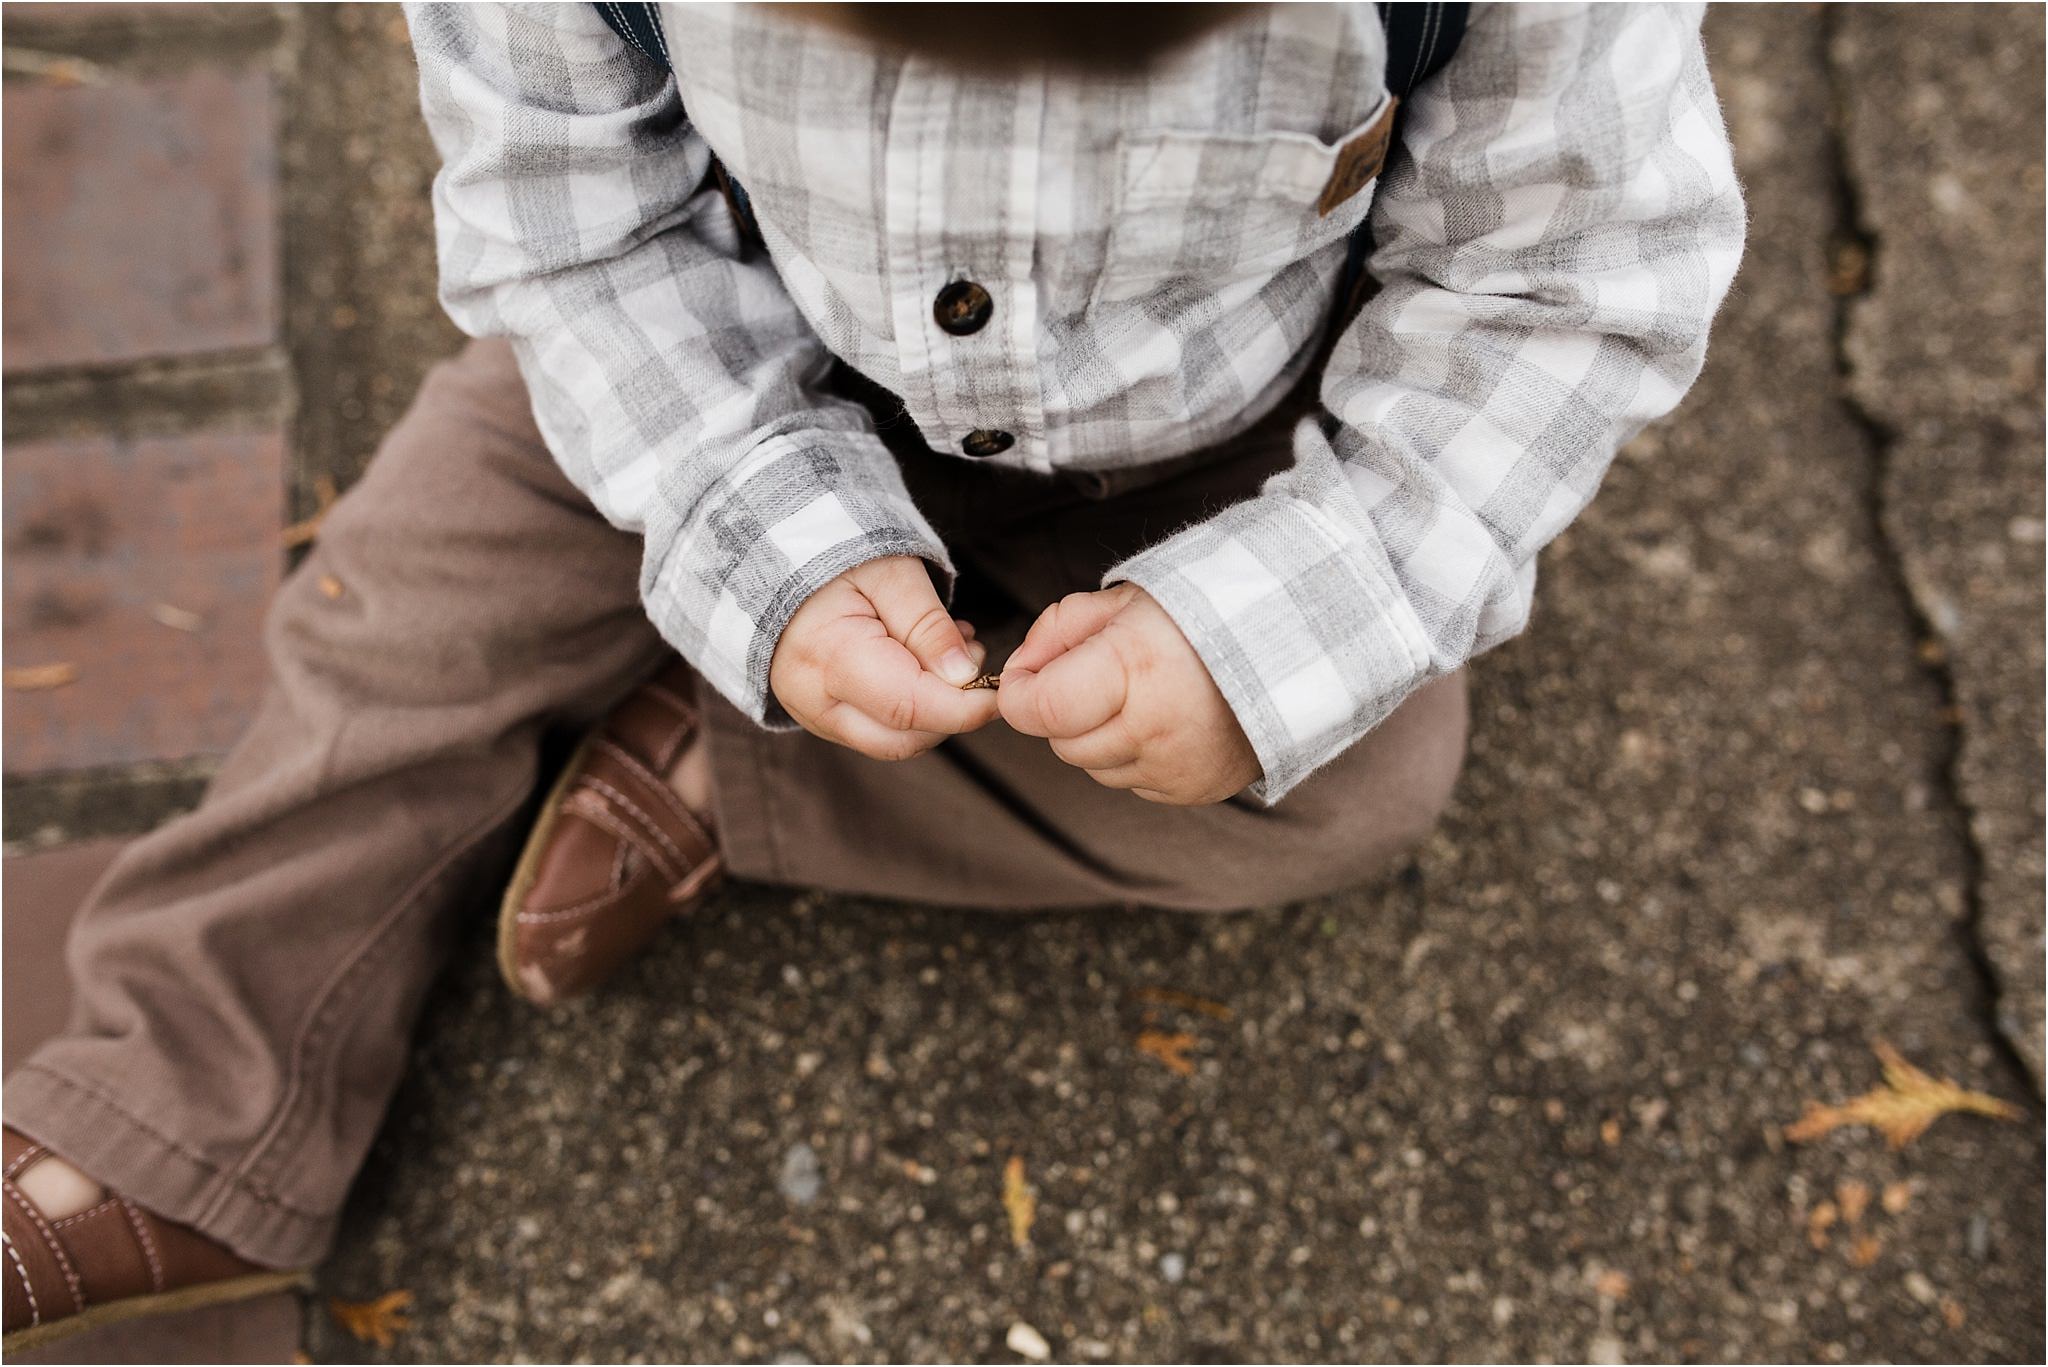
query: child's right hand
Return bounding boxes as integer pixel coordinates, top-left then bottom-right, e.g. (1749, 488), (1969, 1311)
(769, 555), (999, 761)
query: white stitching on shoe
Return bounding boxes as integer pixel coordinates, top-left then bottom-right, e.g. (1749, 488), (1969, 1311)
(4, 1232), (38, 1327)
(579, 776), (693, 880)
(638, 682), (697, 768)
(514, 875), (647, 925)
(593, 738), (713, 855)
(49, 1199), (118, 1231)
(120, 1200), (164, 1294)
(4, 1183), (81, 1314)
(3, 1145), (46, 1181)
(566, 796), (684, 886)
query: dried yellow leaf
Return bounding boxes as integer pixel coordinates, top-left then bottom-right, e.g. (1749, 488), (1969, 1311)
(1880, 1180), (1913, 1215)
(328, 1290), (413, 1348)
(1786, 1041), (2023, 1149)
(1591, 1269), (1631, 1300)
(1836, 1179), (1871, 1225)
(4, 662), (78, 691)
(281, 476), (340, 549)
(150, 602), (206, 632)
(1135, 1029), (1197, 1077)
(1846, 1233), (1881, 1268)
(1807, 1200), (1839, 1250)
(318, 575), (345, 601)
(1599, 1118), (1622, 1147)
(1002, 1156), (1036, 1249)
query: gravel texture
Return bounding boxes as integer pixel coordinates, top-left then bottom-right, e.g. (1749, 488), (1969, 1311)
(302, 7), (2044, 1362)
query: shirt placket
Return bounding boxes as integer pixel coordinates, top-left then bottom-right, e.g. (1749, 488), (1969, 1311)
(883, 62), (1051, 472)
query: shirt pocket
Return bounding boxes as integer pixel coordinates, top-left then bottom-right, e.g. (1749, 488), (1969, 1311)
(1092, 94), (1398, 307)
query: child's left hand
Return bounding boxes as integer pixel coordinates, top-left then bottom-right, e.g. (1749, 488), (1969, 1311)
(998, 583), (1260, 805)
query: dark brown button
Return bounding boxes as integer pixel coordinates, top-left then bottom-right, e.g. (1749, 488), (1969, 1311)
(933, 280), (994, 336)
(960, 429), (1014, 458)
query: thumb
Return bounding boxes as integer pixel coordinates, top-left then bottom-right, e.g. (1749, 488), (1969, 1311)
(854, 556), (980, 686)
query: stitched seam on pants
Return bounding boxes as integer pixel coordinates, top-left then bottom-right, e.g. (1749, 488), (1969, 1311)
(217, 782), (534, 1217)
(12, 1066), (330, 1221)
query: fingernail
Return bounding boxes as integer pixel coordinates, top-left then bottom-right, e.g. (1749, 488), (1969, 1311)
(936, 649), (977, 685)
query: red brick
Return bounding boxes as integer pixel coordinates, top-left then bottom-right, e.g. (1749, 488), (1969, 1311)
(2, 67), (278, 372)
(4, 426), (282, 773)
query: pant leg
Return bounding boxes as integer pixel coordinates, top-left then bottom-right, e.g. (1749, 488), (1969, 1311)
(704, 383), (1470, 911)
(3, 340), (666, 1269)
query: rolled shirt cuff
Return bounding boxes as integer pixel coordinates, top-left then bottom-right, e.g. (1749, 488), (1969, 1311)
(1106, 492), (1433, 803)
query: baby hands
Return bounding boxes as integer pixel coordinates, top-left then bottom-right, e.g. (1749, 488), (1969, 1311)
(769, 555), (999, 761)
(999, 583), (1260, 805)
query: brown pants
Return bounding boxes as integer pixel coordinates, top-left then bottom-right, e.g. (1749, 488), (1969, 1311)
(4, 341), (1466, 1269)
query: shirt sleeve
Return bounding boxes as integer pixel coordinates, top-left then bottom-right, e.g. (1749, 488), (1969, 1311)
(1106, 2), (1747, 803)
(405, 2), (950, 725)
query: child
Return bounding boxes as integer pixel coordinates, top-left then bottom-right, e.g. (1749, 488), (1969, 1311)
(2, 2), (1741, 1347)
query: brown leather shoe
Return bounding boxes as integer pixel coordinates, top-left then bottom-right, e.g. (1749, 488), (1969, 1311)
(499, 659), (722, 1006)
(2, 1128), (309, 1352)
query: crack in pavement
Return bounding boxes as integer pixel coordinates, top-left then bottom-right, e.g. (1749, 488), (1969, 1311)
(1817, 7), (2041, 1101)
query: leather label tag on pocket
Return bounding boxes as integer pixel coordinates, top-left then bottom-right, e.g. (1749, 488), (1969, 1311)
(1317, 95), (1400, 217)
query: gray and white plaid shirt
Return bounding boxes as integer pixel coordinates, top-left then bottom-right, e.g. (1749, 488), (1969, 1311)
(408, 1), (1743, 801)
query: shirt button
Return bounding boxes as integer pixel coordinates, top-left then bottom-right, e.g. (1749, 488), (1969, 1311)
(960, 429), (1014, 458)
(933, 280), (994, 336)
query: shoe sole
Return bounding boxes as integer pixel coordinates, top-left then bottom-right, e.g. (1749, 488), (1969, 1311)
(2, 1268), (312, 1352)
(496, 731), (600, 1005)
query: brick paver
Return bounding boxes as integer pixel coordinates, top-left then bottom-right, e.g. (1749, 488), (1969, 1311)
(4, 425), (283, 772)
(3, 66), (278, 371)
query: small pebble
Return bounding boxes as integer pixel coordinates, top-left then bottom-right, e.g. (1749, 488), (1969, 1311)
(1903, 1270), (1937, 1305)
(1587, 1330), (1626, 1364)
(1006, 1320), (1051, 1361)
(778, 1142), (822, 1205)
(1966, 1213), (1991, 1261)
(1160, 1252), (1187, 1284)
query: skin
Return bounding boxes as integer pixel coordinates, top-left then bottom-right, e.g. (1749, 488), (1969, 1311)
(770, 558), (1259, 805)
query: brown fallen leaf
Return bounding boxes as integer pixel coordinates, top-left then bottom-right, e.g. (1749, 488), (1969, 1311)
(1600, 1117), (1622, 1147)
(1786, 1041), (2024, 1149)
(1807, 1200), (1839, 1250)
(1591, 1269), (1631, 1300)
(4, 662), (79, 691)
(328, 1290), (413, 1348)
(281, 475), (340, 549)
(1002, 1155), (1036, 1249)
(1135, 1029), (1197, 1077)
(1880, 1180), (1914, 1215)
(1132, 987), (1233, 1021)
(1847, 1233), (1882, 1269)
(150, 602), (207, 632)
(1836, 1179), (1871, 1225)
(1939, 1295), (1966, 1330)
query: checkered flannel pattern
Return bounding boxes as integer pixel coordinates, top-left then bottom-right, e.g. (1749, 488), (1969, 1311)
(407, 1), (1744, 801)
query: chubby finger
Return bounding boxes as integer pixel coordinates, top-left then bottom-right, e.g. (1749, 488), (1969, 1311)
(1048, 716), (1140, 772)
(1078, 760), (1147, 791)
(859, 558), (980, 685)
(999, 631), (1130, 738)
(1002, 586), (1136, 678)
(827, 637), (1001, 735)
(819, 700), (947, 761)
